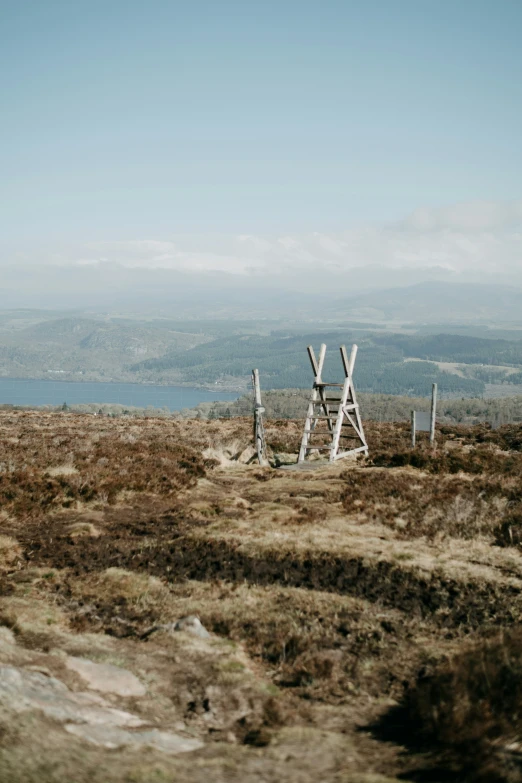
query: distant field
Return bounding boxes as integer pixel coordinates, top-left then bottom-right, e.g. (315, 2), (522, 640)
(404, 357), (467, 376)
(404, 358), (522, 398)
(405, 357), (522, 375)
(484, 383), (522, 398)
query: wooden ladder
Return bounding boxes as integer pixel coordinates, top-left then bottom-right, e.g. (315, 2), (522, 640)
(298, 343), (369, 463)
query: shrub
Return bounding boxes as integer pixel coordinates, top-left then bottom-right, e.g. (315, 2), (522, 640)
(369, 445), (522, 476)
(341, 470), (506, 540)
(397, 630), (522, 781)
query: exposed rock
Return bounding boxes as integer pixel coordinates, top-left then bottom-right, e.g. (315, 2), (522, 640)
(272, 452), (298, 467)
(142, 616), (211, 641)
(26, 665), (53, 677)
(65, 522), (102, 539)
(0, 663), (204, 758)
(65, 656), (147, 697)
(173, 616), (211, 639)
(237, 445), (256, 464)
(65, 724), (203, 754)
(0, 665), (144, 727)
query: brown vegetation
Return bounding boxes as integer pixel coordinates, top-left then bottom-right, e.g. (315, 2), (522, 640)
(378, 629), (522, 781)
(2, 410), (522, 781)
(342, 469), (509, 540)
(0, 412), (205, 521)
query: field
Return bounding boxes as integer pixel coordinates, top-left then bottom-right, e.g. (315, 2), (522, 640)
(2, 411), (522, 781)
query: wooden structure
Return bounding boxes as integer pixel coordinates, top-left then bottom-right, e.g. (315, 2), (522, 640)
(252, 369), (269, 466)
(298, 344), (368, 463)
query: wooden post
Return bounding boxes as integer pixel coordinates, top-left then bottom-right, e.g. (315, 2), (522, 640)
(411, 410), (416, 448)
(348, 344), (358, 376)
(252, 369), (268, 467)
(253, 368), (262, 409)
(430, 383), (437, 446)
(317, 344), (327, 379)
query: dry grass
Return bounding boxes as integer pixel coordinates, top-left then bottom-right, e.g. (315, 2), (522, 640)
(58, 573), (438, 703)
(0, 535), (22, 572)
(342, 468), (510, 540)
(4, 411), (522, 781)
(158, 581), (445, 702)
(0, 411), (206, 520)
(378, 629), (522, 781)
(369, 442), (522, 476)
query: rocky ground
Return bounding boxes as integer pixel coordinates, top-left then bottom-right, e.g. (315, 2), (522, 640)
(2, 411), (522, 781)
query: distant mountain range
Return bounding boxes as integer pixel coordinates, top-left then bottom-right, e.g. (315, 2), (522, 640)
(336, 282), (522, 324)
(0, 263), (520, 324)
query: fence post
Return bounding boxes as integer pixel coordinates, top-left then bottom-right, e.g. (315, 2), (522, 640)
(411, 410), (416, 448)
(252, 369), (268, 467)
(430, 383), (437, 446)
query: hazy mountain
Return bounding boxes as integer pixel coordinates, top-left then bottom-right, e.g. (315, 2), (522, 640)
(336, 282), (522, 324)
(0, 264), (521, 325)
(0, 264), (328, 318)
(0, 317), (209, 382)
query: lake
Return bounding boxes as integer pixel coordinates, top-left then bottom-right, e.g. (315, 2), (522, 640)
(0, 378), (238, 412)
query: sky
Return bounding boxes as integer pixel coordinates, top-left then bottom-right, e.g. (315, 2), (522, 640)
(1, 0), (521, 291)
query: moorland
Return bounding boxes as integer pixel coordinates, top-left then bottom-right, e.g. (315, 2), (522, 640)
(2, 410), (522, 781)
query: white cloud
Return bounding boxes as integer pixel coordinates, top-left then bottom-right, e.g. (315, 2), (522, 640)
(3, 200), (522, 289)
(83, 239), (266, 275)
(399, 200), (522, 232)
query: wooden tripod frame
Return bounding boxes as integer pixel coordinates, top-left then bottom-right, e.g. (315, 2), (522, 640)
(298, 343), (369, 463)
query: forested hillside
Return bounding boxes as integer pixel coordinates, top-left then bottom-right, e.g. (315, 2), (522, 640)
(131, 331), (510, 397)
(374, 333), (522, 365)
(0, 317), (209, 382)
(3, 309), (522, 399)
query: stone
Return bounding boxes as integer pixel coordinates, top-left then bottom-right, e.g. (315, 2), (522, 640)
(140, 616), (211, 641)
(237, 445), (256, 464)
(26, 665), (53, 677)
(0, 665), (144, 727)
(0, 663), (203, 757)
(65, 724), (203, 754)
(65, 523), (102, 539)
(173, 616), (211, 639)
(65, 656), (147, 697)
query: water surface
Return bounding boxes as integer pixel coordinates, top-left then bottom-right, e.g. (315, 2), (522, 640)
(0, 378), (238, 411)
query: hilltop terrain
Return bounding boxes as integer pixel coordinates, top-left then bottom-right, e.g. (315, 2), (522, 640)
(2, 411), (522, 781)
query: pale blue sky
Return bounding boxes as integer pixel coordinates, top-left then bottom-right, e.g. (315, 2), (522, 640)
(1, 0), (521, 245)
